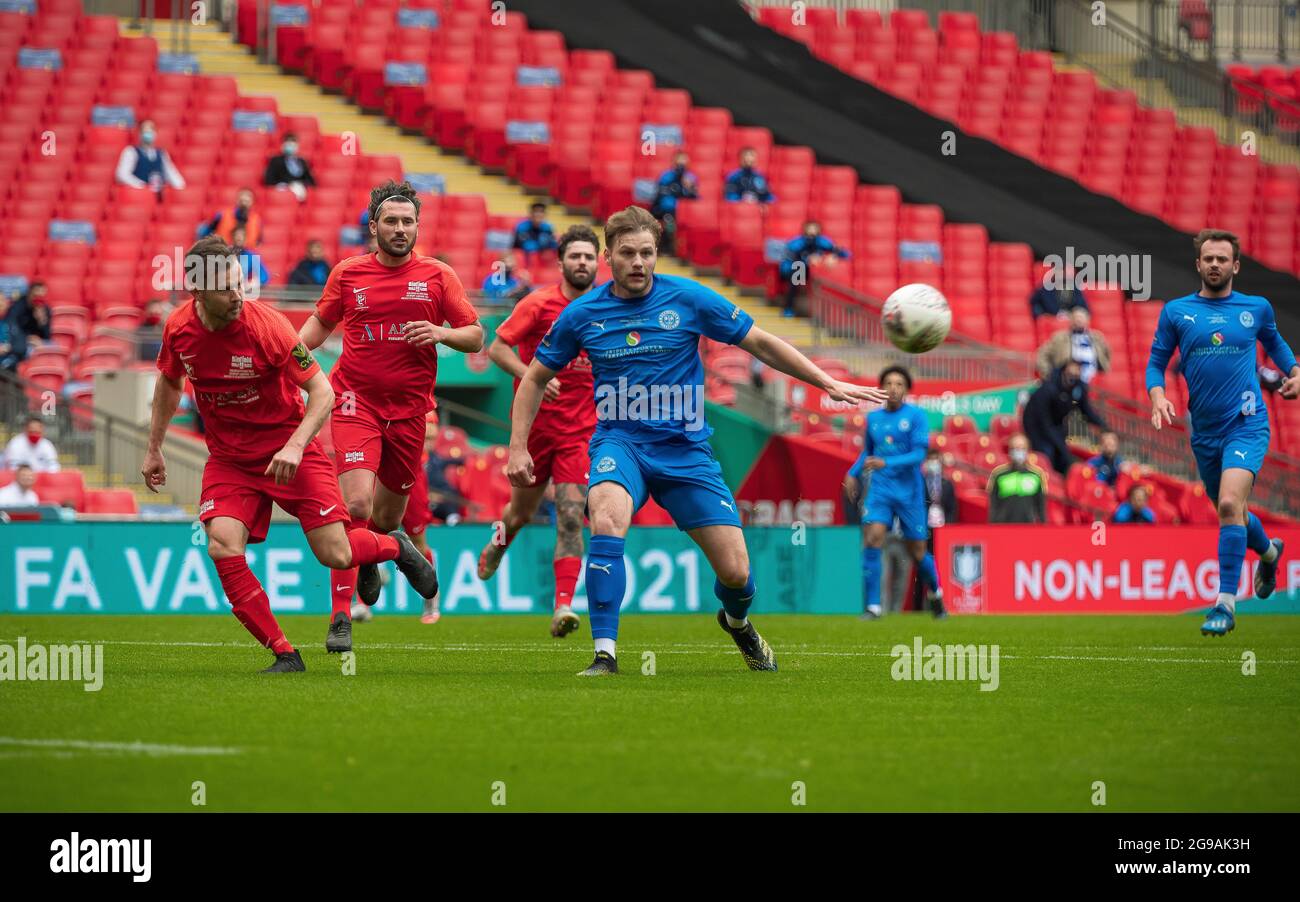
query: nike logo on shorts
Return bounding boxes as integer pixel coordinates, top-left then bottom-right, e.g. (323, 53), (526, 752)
(335, 585), (348, 591)
(320, 504), (338, 515)
(401, 481), (415, 489)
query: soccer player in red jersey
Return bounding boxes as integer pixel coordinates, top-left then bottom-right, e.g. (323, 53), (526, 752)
(477, 225), (599, 638)
(299, 180), (483, 650)
(141, 237), (439, 673)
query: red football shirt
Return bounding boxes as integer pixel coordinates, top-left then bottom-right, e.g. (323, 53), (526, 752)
(157, 299), (321, 467)
(493, 283), (595, 436)
(315, 252), (479, 421)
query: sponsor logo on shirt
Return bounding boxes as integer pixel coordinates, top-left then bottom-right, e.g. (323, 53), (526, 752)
(345, 450), (365, 463)
(403, 280), (431, 301)
(1240, 311), (1254, 327)
(1211, 332), (1224, 346)
(626, 331), (641, 346)
(657, 309), (680, 330)
(1208, 314), (1228, 325)
(226, 355), (256, 379)
(198, 386), (261, 407)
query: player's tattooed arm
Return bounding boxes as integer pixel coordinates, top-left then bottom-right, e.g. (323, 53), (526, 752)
(739, 327), (887, 405)
(298, 314), (336, 351)
(506, 358), (559, 487)
(142, 373), (184, 493)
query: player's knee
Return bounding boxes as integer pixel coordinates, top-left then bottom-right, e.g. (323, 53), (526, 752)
(715, 554), (750, 588)
(345, 496), (372, 523)
(206, 534), (242, 561)
(316, 540), (353, 570)
(1217, 496), (1244, 522)
(556, 506), (583, 537)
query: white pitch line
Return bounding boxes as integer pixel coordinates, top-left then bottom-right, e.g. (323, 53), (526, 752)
(0, 737), (243, 757)
(2, 637), (1295, 666)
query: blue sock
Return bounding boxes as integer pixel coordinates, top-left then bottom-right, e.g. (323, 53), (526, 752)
(861, 546), (882, 610)
(586, 535), (625, 641)
(917, 553), (940, 594)
(1245, 512), (1271, 556)
(714, 573), (756, 621)
(1218, 524), (1247, 597)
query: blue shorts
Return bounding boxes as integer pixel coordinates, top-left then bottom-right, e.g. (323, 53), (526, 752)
(588, 434), (741, 531)
(1190, 414), (1270, 502)
(864, 486), (928, 541)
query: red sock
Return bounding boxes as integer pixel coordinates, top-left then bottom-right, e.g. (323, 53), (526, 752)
(329, 567), (356, 619)
(554, 556), (581, 610)
(347, 526), (399, 566)
(215, 556), (293, 654)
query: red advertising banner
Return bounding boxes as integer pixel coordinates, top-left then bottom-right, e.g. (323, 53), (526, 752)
(934, 525), (1300, 614)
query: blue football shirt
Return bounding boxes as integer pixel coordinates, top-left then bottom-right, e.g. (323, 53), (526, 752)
(848, 402), (929, 495)
(533, 273), (754, 443)
(1145, 291), (1297, 436)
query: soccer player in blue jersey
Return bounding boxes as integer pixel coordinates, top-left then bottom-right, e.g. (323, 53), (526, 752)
(1146, 229), (1299, 636)
(506, 206), (887, 675)
(841, 366), (946, 620)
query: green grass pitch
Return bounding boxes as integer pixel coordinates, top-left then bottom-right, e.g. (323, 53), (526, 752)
(1, 612), (1297, 812)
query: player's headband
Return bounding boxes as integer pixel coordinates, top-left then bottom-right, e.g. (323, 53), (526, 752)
(374, 194), (417, 215)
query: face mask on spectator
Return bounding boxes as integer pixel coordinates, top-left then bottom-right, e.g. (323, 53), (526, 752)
(283, 141), (298, 156)
(1010, 449), (1028, 466)
(140, 129), (155, 145)
(26, 430), (41, 444)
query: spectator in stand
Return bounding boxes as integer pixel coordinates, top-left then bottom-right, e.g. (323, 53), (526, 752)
(230, 226), (270, 289)
(512, 203), (557, 255)
(13, 281), (50, 350)
(650, 151), (698, 255)
(480, 250), (532, 302)
(0, 464), (39, 507)
(987, 433), (1048, 523)
(200, 187), (262, 247)
(1036, 306), (1110, 384)
(263, 132), (315, 202)
(1112, 483), (1156, 524)
(115, 119), (186, 195)
(3, 416), (60, 471)
(779, 220), (850, 318)
(1087, 430), (1124, 487)
(288, 239), (331, 286)
(0, 293), (28, 372)
(1022, 360), (1108, 476)
(136, 298), (174, 361)
(923, 448), (958, 530)
(1029, 265), (1088, 319)
(724, 147), (775, 204)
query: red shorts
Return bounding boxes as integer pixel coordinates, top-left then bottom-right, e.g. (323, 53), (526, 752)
(401, 460), (432, 536)
(330, 397), (426, 495)
(529, 428), (591, 486)
(198, 440), (349, 543)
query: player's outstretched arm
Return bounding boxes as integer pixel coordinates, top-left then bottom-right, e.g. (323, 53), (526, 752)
(142, 373), (184, 493)
(738, 326), (887, 406)
(506, 357), (558, 487)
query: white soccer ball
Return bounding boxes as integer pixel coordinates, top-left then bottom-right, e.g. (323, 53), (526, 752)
(881, 283), (952, 354)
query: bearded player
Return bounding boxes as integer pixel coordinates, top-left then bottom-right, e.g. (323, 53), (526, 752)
(476, 225), (599, 638)
(299, 180), (483, 653)
(1146, 228), (1298, 637)
(141, 237), (438, 673)
(508, 206), (887, 675)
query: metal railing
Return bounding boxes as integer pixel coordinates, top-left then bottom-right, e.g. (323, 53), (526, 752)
(1134, 0), (1300, 64)
(806, 279), (1037, 384)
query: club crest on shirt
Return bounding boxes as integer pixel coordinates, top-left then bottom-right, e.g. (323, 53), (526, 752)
(899, 418), (910, 431)
(1239, 311), (1254, 327)
(657, 309), (680, 330)
(353, 287), (368, 309)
